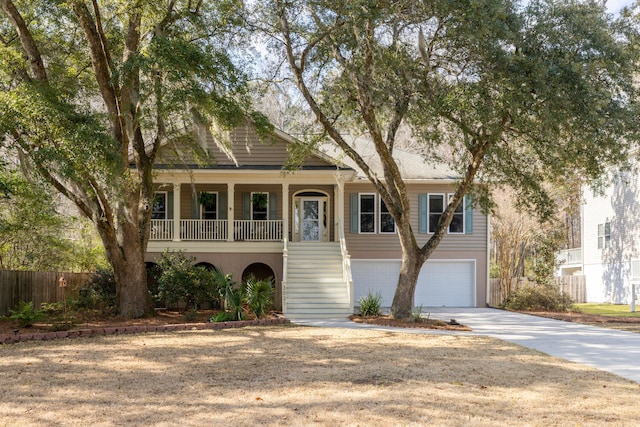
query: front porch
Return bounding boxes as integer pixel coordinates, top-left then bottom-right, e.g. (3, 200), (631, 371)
(147, 175), (349, 245)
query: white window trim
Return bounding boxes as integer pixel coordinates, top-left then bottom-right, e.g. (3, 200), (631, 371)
(427, 193), (465, 234)
(427, 193), (445, 234)
(200, 191), (218, 220)
(358, 193), (376, 234)
(152, 191), (168, 220)
(598, 222), (611, 249)
(251, 192), (269, 220)
(379, 198), (396, 234)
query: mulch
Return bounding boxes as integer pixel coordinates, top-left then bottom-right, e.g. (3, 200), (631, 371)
(349, 314), (472, 331)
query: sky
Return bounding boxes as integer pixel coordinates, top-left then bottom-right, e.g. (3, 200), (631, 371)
(607, 0), (635, 14)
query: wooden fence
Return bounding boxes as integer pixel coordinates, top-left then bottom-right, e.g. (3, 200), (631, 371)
(488, 276), (586, 307)
(0, 270), (92, 316)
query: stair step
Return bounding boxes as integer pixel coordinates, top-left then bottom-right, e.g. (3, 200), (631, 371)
(285, 306), (352, 313)
(284, 242), (351, 317)
(286, 274), (343, 281)
(287, 264), (343, 270)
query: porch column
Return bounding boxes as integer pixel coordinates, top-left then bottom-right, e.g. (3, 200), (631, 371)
(172, 183), (181, 241)
(282, 182), (289, 242)
(334, 174), (345, 241)
(227, 183), (235, 242)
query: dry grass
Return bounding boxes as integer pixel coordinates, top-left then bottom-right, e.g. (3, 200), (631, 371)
(1, 325), (638, 427)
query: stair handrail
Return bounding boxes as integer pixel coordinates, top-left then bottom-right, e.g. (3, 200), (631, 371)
(282, 236), (288, 316)
(338, 219), (354, 311)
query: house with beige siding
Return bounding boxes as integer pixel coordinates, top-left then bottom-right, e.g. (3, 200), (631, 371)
(145, 125), (489, 319)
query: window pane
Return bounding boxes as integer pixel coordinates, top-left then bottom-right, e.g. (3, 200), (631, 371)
(449, 214), (463, 233)
(429, 213), (441, 233)
(429, 195), (443, 213)
(252, 193), (268, 220)
(152, 193), (166, 219)
(361, 213), (375, 233)
(381, 214), (395, 233)
(303, 201), (318, 220)
(201, 193), (217, 219)
(380, 200), (395, 233)
(361, 194), (375, 213)
(359, 194), (375, 233)
(428, 195), (443, 233)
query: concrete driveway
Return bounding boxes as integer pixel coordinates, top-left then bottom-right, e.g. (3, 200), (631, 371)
(294, 308), (640, 384)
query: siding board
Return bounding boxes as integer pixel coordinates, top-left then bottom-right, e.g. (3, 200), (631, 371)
(344, 183), (487, 254)
(155, 124), (333, 168)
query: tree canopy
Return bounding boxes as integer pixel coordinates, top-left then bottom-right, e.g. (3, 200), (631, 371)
(0, 0), (265, 316)
(261, 0), (638, 316)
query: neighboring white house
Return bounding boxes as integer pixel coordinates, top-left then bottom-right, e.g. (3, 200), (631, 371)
(564, 154), (640, 304)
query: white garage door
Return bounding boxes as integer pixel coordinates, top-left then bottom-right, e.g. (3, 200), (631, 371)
(352, 260), (475, 308)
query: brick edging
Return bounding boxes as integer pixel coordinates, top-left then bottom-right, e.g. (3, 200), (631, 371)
(0, 317), (291, 345)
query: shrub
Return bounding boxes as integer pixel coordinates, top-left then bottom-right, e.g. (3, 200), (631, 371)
(9, 301), (45, 327)
(358, 291), (383, 316)
(210, 311), (236, 322)
(154, 250), (223, 311)
(503, 284), (574, 312)
(80, 267), (117, 312)
(40, 301), (64, 316)
(410, 305), (424, 322)
(224, 284), (246, 321)
(244, 275), (274, 318)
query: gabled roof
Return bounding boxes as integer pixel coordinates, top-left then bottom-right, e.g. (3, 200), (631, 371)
(154, 124), (346, 171)
(151, 123), (457, 182)
(319, 136), (458, 181)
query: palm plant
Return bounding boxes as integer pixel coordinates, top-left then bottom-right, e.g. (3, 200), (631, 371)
(244, 275), (273, 318)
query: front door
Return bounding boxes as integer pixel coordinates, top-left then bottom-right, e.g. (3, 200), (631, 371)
(301, 198), (323, 241)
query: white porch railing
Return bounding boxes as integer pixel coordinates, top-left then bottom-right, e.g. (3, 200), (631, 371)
(150, 219), (174, 240)
(557, 248), (582, 265)
(150, 219), (285, 241)
(234, 220), (283, 241)
(180, 219), (227, 241)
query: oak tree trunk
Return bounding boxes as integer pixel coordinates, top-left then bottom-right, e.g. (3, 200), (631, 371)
(97, 215), (152, 318)
(390, 252), (425, 318)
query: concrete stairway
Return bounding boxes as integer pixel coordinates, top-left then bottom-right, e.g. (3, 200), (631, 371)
(283, 242), (352, 320)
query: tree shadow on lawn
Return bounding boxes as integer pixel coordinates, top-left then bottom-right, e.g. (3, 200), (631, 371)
(0, 325), (638, 426)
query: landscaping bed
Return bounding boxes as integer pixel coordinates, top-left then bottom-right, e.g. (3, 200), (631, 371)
(0, 309), (287, 343)
(349, 314), (471, 331)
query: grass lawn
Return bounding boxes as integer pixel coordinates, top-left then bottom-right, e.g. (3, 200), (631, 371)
(1, 325), (639, 426)
(575, 303), (640, 317)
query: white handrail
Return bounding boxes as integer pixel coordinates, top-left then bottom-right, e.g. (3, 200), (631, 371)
(282, 237), (289, 315)
(338, 219), (354, 311)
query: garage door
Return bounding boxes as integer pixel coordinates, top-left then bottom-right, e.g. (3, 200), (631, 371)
(352, 260), (475, 308)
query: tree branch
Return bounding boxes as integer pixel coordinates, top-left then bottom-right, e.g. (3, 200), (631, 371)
(69, 0), (123, 145)
(0, 0), (48, 83)
(276, 0), (386, 193)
